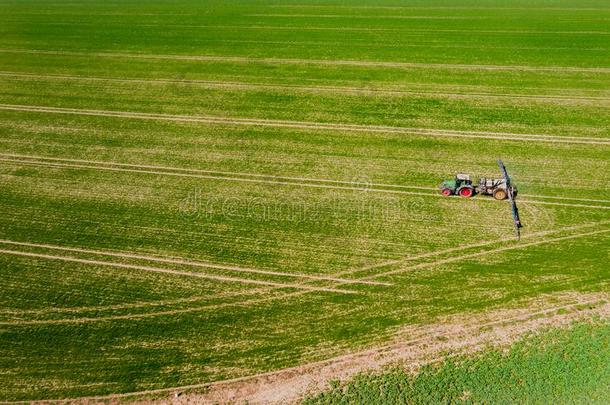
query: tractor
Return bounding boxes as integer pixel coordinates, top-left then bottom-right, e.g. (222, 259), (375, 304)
(439, 173), (475, 198)
(440, 175), (517, 200)
(439, 160), (523, 239)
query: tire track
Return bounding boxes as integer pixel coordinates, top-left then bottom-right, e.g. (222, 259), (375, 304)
(3, 154), (610, 204)
(0, 249), (357, 295)
(2, 71), (606, 103)
(519, 199), (610, 209)
(2, 223), (592, 320)
(366, 227), (610, 280)
(0, 33), (604, 53)
(2, 23), (609, 35)
(0, 291), (245, 316)
(0, 49), (608, 73)
(519, 194), (610, 204)
(0, 239), (389, 286)
(0, 289), (310, 327)
(0, 156), (446, 198)
(0, 104), (608, 144)
(1, 154), (609, 210)
(0, 71), (610, 103)
(5, 221), (607, 326)
(0, 153), (435, 191)
(334, 220), (610, 278)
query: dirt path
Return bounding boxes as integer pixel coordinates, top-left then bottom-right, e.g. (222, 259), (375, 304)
(0, 104), (607, 144)
(1, 71), (606, 103)
(0, 49), (608, 73)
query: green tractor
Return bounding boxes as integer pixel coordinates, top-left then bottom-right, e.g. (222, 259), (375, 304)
(439, 174), (516, 200)
(439, 173), (475, 198)
(439, 160), (523, 239)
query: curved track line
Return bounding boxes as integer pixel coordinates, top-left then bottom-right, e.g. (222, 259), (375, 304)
(0, 249), (356, 295)
(6, 222), (599, 320)
(0, 49), (608, 73)
(0, 239), (389, 286)
(367, 228), (610, 280)
(2, 71), (606, 102)
(1, 104), (607, 144)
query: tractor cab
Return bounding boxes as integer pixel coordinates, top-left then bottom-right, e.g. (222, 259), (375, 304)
(439, 174), (475, 197)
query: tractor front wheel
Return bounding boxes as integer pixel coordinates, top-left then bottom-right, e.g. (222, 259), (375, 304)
(493, 189), (507, 200)
(458, 187), (474, 198)
(441, 188), (453, 196)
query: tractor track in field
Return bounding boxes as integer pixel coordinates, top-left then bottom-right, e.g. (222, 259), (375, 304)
(338, 220), (610, 276)
(0, 239), (389, 287)
(0, 289), (310, 327)
(1, 104), (607, 144)
(0, 291), (251, 316)
(22, 293), (608, 404)
(5, 19), (610, 38)
(365, 228), (610, 280)
(0, 38), (604, 53)
(2, 22), (609, 34)
(267, 5), (610, 11)
(2, 71), (607, 103)
(1, 153), (609, 209)
(0, 249), (357, 296)
(3, 221), (608, 326)
(1, 49), (609, 73)
(0, 225), (564, 319)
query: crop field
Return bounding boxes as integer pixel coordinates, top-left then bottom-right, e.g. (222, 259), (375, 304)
(0, 0), (608, 402)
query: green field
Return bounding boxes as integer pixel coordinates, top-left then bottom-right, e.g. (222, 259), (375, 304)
(305, 320), (610, 404)
(0, 0), (608, 402)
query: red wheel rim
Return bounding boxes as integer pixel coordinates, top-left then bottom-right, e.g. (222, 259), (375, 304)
(460, 188), (473, 197)
(441, 189), (452, 196)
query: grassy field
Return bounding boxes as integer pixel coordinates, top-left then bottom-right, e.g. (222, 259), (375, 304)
(0, 0), (608, 401)
(304, 320), (610, 404)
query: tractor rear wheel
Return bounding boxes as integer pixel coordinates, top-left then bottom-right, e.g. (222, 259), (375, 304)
(458, 187), (474, 198)
(441, 188), (453, 196)
(493, 189), (507, 200)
